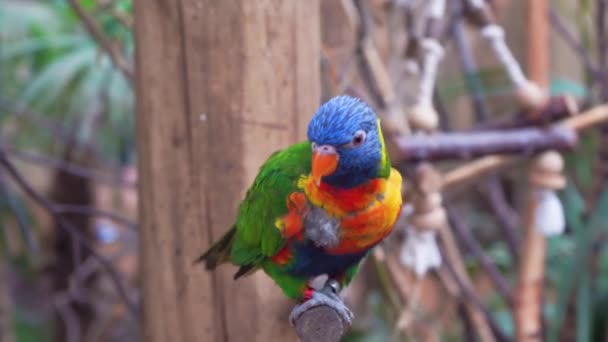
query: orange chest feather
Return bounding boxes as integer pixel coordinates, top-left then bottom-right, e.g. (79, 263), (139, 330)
(276, 169), (403, 255)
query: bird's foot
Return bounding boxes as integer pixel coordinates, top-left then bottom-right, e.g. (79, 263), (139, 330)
(289, 279), (354, 327)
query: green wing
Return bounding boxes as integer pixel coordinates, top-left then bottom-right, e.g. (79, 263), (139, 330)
(230, 141), (311, 266)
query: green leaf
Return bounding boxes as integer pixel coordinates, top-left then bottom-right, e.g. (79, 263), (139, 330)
(18, 45), (97, 111)
(548, 189), (608, 342)
(0, 1), (62, 35)
(576, 271), (591, 342)
(561, 183), (585, 233)
(0, 35), (86, 60)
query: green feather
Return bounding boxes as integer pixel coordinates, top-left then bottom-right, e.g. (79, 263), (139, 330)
(196, 141), (311, 284)
(230, 141), (311, 265)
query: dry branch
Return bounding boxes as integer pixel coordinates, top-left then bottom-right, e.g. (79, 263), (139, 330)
(439, 104), (608, 191)
(392, 100), (608, 166)
(474, 95), (578, 131)
(441, 253), (508, 342)
(394, 126), (576, 162)
(352, 0), (410, 135)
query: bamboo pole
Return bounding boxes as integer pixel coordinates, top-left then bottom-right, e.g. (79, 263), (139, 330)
(514, 1), (552, 340)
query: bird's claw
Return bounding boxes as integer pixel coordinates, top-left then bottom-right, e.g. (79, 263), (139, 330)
(289, 279), (354, 327)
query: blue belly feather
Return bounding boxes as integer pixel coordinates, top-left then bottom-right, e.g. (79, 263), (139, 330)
(286, 241), (369, 278)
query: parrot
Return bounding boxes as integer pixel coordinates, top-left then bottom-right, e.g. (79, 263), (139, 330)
(196, 95), (403, 326)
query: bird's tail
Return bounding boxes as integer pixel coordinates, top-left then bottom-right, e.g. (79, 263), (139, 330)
(194, 227), (236, 270)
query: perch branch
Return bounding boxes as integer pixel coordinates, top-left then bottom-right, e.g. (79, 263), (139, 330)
(67, 0), (133, 83)
(294, 306), (347, 342)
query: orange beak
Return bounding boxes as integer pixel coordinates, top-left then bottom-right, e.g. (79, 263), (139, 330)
(312, 145), (339, 186)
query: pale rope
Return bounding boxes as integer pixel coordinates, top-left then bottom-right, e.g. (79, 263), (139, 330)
(480, 24), (528, 87)
(417, 39), (445, 107)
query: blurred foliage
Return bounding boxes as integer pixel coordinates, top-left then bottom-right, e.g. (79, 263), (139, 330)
(0, 0), (134, 163)
(1, 1), (134, 341)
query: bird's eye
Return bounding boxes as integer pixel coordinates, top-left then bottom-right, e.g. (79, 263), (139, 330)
(311, 142), (317, 151)
(351, 130), (366, 147)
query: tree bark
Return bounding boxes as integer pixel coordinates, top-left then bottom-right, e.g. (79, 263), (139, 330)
(134, 1), (320, 341)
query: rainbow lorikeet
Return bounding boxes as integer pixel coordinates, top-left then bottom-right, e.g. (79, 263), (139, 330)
(197, 95), (402, 325)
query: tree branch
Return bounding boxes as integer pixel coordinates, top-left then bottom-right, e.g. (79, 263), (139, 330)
(436, 104), (608, 191)
(440, 250), (509, 342)
(394, 126), (576, 162)
(473, 95), (578, 131)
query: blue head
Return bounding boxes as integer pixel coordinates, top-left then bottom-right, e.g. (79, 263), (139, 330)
(307, 96), (386, 188)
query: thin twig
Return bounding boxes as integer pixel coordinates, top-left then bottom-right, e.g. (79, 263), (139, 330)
(446, 206), (513, 301)
(0, 97), (111, 164)
(441, 252), (509, 342)
(452, 9), (522, 259)
(67, 0), (134, 83)
(479, 178), (520, 257)
(54, 204), (136, 229)
(53, 293), (81, 342)
(352, 0), (410, 135)
(2, 146), (136, 189)
(597, 0), (608, 100)
(437, 224), (500, 342)
(0, 97), (74, 143)
(549, 7), (604, 84)
(0, 153), (137, 315)
(453, 12), (487, 122)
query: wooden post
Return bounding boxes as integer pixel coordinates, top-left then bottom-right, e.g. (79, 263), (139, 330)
(134, 1), (320, 341)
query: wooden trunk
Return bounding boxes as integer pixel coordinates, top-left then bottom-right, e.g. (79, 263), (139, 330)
(134, 1), (320, 340)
